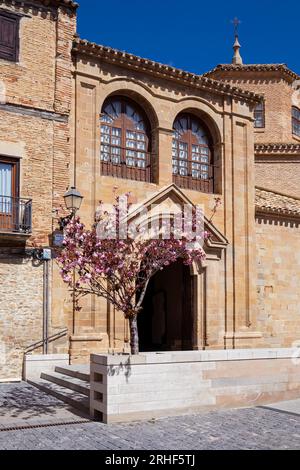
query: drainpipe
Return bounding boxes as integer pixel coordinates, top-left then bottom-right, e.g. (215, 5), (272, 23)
(43, 258), (50, 355)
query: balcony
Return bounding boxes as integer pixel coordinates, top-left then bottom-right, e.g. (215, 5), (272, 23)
(101, 145), (153, 183)
(0, 196), (32, 238)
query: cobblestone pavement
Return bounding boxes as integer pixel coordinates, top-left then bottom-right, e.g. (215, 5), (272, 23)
(0, 383), (89, 429)
(0, 404), (300, 450)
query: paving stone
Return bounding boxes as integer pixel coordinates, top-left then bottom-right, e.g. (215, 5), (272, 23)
(0, 408), (296, 449)
(0, 383), (300, 449)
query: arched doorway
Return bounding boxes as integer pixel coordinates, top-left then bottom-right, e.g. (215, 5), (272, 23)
(138, 259), (195, 352)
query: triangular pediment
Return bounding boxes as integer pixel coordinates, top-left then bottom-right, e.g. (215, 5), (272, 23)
(127, 184), (228, 249)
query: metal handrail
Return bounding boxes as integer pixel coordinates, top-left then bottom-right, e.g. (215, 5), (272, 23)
(0, 195), (32, 233)
(25, 328), (68, 354)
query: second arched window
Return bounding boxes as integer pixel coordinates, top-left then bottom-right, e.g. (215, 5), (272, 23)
(172, 113), (214, 193)
(101, 97), (152, 182)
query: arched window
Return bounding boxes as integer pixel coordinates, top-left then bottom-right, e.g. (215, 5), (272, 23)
(101, 97), (152, 182)
(292, 107), (300, 137)
(172, 113), (214, 193)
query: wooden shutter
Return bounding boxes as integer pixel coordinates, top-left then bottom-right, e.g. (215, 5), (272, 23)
(0, 12), (19, 62)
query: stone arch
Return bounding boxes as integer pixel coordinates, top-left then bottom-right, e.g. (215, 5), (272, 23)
(99, 79), (160, 130)
(171, 103), (223, 194)
(171, 100), (223, 146)
(99, 80), (161, 183)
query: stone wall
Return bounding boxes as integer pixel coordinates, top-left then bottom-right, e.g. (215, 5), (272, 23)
(0, 251), (43, 381)
(70, 50), (258, 358)
(0, 250), (71, 381)
(256, 214), (300, 347)
(90, 349), (300, 423)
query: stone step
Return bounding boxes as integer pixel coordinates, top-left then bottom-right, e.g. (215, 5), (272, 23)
(28, 379), (90, 414)
(55, 365), (90, 383)
(41, 372), (90, 397)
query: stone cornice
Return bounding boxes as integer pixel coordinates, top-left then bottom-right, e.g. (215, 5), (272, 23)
(0, 0), (79, 12)
(41, 0), (78, 8)
(205, 64), (300, 84)
(255, 208), (300, 221)
(255, 186), (300, 219)
(255, 143), (300, 155)
(0, 102), (68, 122)
(73, 39), (263, 104)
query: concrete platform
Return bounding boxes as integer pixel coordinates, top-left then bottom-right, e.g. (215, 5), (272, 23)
(263, 399), (300, 416)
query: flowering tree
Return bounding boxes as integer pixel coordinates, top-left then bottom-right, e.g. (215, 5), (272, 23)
(58, 194), (217, 355)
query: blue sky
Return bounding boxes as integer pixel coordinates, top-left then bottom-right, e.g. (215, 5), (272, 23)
(77, 0), (300, 75)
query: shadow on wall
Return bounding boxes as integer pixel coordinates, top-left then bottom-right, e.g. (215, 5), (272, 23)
(107, 357), (132, 383)
(256, 215), (300, 228)
(0, 251), (44, 268)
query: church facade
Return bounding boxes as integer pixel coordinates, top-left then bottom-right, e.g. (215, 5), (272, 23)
(0, 0), (300, 382)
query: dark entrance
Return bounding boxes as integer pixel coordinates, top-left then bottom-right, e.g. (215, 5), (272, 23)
(138, 259), (194, 352)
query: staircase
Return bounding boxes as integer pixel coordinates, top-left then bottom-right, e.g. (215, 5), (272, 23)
(28, 365), (90, 415)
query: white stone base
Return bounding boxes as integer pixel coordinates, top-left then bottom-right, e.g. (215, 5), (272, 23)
(23, 354), (69, 380)
(90, 349), (300, 424)
(0, 378), (22, 384)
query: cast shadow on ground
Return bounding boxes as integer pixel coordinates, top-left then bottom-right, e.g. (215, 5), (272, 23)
(0, 383), (89, 422)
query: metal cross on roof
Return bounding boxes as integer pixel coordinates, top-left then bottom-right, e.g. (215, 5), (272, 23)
(231, 17), (242, 36)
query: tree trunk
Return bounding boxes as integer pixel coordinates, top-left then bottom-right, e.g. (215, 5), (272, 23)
(129, 315), (139, 355)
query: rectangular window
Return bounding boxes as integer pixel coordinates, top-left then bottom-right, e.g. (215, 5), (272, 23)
(0, 11), (20, 62)
(0, 156), (19, 231)
(0, 155), (18, 199)
(0, 162), (12, 213)
(292, 107), (300, 137)
(254, 101), (265, 128)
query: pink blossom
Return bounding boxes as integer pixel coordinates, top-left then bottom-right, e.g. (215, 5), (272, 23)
(57, 196), (212, 354)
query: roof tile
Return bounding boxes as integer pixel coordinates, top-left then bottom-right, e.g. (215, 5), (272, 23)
(256, 187), (300, 217)
(205, 64), (300, 83)
(73, 39), (263, 103)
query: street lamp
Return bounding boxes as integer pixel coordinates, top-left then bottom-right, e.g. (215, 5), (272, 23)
(62, 187), (84, 337)
(63, 187), (84, 215)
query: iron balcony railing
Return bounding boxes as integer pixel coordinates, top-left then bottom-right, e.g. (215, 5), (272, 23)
(0, 196), (32, 234)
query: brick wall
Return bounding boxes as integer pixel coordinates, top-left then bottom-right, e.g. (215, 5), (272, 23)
(207, 68), (300, 197)
(0, 2), (76, 111)
(0, 1), (76, 380)
(207, 70), (298, 144)
(256, 161), (300, 198)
